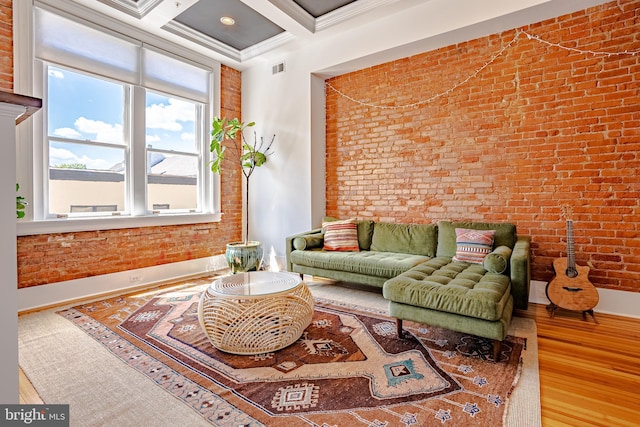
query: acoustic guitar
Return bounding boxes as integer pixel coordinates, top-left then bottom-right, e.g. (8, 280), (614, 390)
(545, 208), (599, 321)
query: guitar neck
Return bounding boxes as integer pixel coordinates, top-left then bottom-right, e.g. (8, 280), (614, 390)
(566, 220), (576, 270)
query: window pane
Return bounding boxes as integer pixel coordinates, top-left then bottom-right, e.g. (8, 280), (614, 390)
(147, 152), (198, 211)
(49, 142), (126, 215)
(48, 66), (125, 145)
(146, 92), (197, 152)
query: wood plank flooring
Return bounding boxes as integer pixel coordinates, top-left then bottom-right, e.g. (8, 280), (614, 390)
(515, 304), (640, 427)
(19, 301), (640, 426)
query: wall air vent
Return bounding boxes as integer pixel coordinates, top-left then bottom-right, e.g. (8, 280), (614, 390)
(272, 61), (286, 75)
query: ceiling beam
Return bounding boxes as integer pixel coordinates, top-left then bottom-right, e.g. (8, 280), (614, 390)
(138, 0), (200, 27)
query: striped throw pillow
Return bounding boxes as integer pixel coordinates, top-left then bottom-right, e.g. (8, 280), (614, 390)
(452, 228), (496, 264)
(323, 219), (360, 251)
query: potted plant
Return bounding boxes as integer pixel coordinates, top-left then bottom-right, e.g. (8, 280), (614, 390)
(210, 117), (275, 273)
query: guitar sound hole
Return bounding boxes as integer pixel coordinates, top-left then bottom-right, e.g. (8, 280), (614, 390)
(565, 267), (578, 278)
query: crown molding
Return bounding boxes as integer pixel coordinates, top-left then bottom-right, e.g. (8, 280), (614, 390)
(316, 0), (401, 31)
(162, 20), (242, 62)
(163, 19), (295, 63)
(268, 0), (315, 32)
(241, 31), (296, 61)
(97, 0), (163, 19)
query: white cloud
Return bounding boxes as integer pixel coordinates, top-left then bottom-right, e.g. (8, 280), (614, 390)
(49, 147), (113, 170)
(146, 98), (194, 131)
(48, 69), (64, 79)
(74, 117), (123, 143)
(49, 147), (76, 162)
(53, 127), (82, 139)
(181, 132), (194, 142)
(146, 134), (160, 143)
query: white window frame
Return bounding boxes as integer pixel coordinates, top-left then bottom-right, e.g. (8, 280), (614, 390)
(14, 1), (223, 236)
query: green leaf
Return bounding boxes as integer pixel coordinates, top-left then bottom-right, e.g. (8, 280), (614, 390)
(209, 149), (225, 173)
(16, 183), (27, 219)
(253, 152), (267, 167)
(210, 117), (273, 175)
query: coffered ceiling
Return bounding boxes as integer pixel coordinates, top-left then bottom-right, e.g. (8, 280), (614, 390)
(93, 0), (395, 62)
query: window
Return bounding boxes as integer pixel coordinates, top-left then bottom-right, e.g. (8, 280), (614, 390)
(27, 5), (216, 227)
(145, 91), (200, 213)
(47, 66), (127, 216)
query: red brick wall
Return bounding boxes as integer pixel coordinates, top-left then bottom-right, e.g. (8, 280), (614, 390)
(0, 0), (12, 91)
(0, 0), (242, 289)
(326, 0), (640, 292)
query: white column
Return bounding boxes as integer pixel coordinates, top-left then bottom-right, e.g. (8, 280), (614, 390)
(0, 102), (27, 404)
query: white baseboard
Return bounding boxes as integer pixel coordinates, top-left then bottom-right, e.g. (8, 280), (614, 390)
(529, 280), (640, 319)
(17, 255), (229, 312)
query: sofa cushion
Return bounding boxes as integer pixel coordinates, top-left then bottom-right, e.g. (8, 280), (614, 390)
(323, 219), (359, 251)
(382, 257), (512, 321)
(483, 245), (513, 274)
(436, 221), (516, 258)
(452, 228), (495, 264)
(370, 222), (437, 257)
(290, 249), (429, 279)
(324, 217), (375, 250)
(293, 235), (324, 251)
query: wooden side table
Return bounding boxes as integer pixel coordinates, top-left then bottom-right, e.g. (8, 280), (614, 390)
(198, 271), (314, 355)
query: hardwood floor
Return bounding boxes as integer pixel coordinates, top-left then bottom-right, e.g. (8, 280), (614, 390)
(19, 301), (640, 426)
(515, 304), (640, 427)
(19, 368), (43, 405)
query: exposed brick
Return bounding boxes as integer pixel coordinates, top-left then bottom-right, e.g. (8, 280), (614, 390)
(325, 0), (640, 293)
(0, 0), (11, 90)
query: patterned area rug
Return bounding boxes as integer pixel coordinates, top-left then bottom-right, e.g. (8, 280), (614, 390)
(57, 278), (525, 426)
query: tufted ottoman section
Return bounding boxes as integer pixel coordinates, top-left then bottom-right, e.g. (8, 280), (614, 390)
(382, 257), (512, 321)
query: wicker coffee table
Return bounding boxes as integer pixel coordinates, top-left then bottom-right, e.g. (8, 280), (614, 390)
(197, 271), (314, 355)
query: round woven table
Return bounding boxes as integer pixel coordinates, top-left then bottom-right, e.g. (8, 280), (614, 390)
(197, 271), (314, 355)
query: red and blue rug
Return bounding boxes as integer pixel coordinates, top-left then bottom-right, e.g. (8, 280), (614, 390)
(58, 278), (524, 426)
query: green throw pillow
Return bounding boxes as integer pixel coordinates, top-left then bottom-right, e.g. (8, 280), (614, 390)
(483, 245), (513, 274)
(293, 235), (324, 250)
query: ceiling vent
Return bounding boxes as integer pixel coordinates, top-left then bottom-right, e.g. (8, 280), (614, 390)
(272, 61), (286, 75)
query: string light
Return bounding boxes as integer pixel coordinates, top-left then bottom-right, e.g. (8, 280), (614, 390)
(521, 30), (640, 57)
(326, 29), (640, 110)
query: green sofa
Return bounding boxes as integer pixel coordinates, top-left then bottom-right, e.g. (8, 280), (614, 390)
(285, 220), (530, 361)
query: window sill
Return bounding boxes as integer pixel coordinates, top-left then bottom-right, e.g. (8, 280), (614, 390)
(16, 212), (223, 236)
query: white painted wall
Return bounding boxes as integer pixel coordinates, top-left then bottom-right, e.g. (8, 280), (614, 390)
(241, 0), (610, 261)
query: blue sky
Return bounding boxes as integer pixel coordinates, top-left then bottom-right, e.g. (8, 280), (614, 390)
(47, 66), (196, 171)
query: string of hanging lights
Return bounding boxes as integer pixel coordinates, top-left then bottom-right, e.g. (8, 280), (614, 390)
(325, 29), (640, 110)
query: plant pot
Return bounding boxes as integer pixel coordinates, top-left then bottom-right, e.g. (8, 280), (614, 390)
(225, 241), (263, 274)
